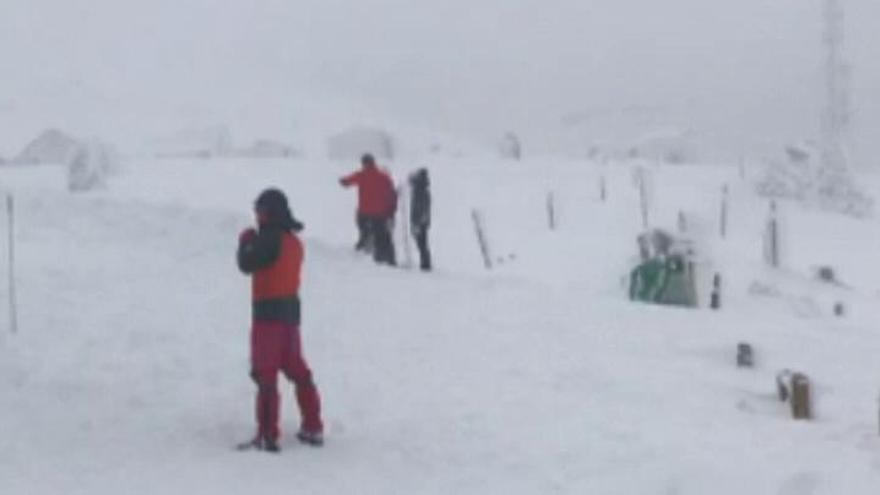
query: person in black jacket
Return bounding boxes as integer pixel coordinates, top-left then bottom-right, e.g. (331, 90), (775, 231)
(409, 168), (432, 271)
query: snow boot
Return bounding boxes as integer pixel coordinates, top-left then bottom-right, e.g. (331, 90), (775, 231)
(236, 435), (281, 453)
(296, 430), (324, 447)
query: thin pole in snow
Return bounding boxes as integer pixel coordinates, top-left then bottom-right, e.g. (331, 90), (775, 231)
(720, 184), (729, 239)
(398, 182), (413, 269)
(471, 209), (492, 270)
(766, 201), (780, 268)
(638, 172), (649, 230)
(7, 194), (17, 334)
(546, 191), (557, 231)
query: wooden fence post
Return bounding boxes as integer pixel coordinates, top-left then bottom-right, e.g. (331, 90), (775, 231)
(471, 209), (492, 270)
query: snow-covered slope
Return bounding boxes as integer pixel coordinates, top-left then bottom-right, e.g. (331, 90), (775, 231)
(1, 158), (879, 494)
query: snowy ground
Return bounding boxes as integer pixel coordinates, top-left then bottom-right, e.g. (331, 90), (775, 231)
(1, 157), (880, 494)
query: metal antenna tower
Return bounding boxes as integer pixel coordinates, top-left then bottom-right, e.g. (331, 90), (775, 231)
(822, 0), (851, 170)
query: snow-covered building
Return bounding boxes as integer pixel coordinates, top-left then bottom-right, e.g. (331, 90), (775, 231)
(327, 127), (394, 161)
(14, 128), (81, 165)
(232, 140), (300, 159)
(150, 125), (233, 159)
(627, 128), (699, 164)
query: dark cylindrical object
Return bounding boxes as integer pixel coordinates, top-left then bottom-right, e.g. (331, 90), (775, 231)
(710, 273), (722, 310)
(737, 343), (754, 368)
(791, 373), (812, 420)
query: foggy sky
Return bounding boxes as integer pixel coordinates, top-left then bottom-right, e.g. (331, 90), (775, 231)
(1, 0), (878, 161)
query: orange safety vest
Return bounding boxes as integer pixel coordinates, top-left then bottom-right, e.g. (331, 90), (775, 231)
(252, 233), (303, 301)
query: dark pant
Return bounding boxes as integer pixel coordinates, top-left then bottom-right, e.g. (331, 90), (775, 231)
(251, 321), (323, 441)
(413, 228), (432, 271)
(364, 215), (396, 266)
(355, 214), (371, 252)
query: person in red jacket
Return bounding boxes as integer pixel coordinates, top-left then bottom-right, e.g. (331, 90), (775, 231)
(237, 188), (323, 452)
(340, 154), (397, 265)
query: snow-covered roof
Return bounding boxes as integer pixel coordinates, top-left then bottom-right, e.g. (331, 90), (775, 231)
(14, 128), (81, 165)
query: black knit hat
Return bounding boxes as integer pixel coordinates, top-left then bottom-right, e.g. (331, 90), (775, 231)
(255, 188), (304, 232)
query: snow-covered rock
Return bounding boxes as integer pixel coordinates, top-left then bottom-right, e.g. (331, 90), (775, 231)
(327, 127), (394, 161)
(13, 128), (81, 165)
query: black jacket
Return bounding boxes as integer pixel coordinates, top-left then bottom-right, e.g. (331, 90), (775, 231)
(409, 170), (431, 229)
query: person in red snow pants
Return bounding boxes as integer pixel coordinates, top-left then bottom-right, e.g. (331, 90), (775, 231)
(237, 188), (323, 451)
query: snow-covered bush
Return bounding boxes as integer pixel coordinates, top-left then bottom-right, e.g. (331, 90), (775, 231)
(755, 143), (873, 218)
(68, 142), (113, 192)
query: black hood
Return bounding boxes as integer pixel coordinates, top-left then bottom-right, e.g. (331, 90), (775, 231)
(409, 168), (430, 189)
(255, 188), (304, 232)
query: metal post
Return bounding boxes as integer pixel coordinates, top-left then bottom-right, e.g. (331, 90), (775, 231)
(546, 191), (556, 231)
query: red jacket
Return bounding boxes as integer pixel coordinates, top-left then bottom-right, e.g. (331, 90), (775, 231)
(341, 165), (397, 217)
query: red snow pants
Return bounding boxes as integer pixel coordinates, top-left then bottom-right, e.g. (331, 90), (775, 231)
(250, 321), (323, 441)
